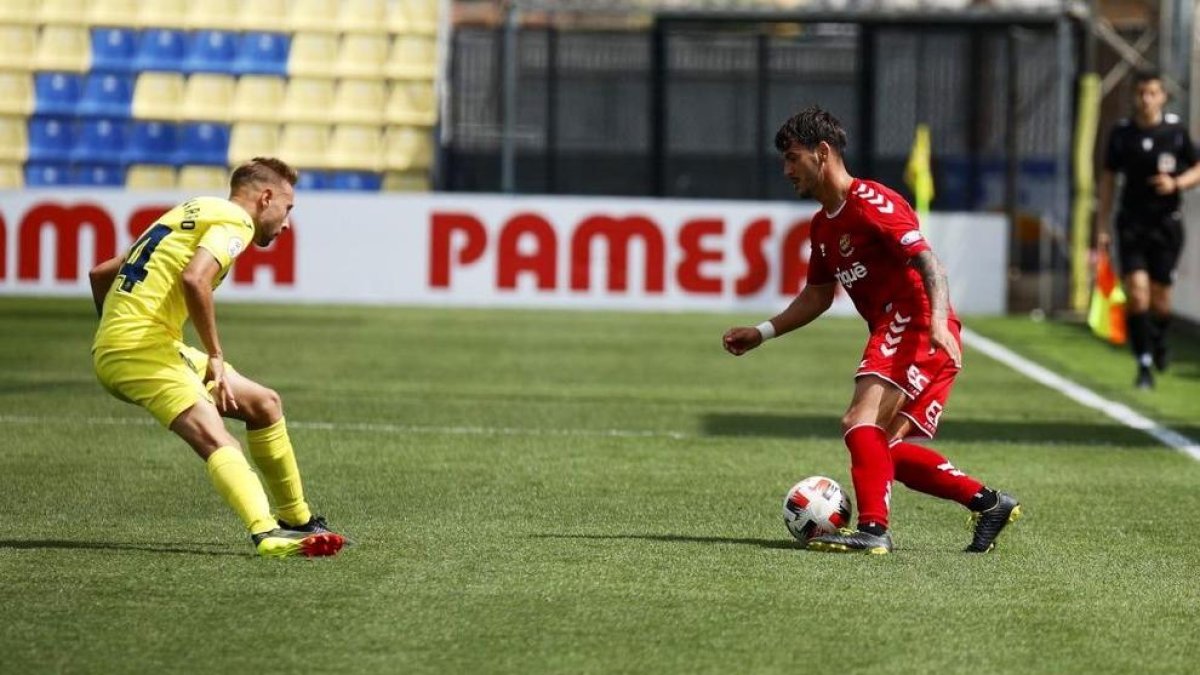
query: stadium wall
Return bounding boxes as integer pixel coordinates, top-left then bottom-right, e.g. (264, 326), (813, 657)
(0, 192), (1007, 315)
(1179, 198), (1200, 323)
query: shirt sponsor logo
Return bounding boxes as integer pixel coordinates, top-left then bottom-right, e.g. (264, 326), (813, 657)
(835, 261), (868, 287)
(900, 230), (923, 246)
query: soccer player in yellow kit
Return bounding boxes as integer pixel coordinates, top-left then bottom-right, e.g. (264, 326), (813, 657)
(89, 157), (346, 558)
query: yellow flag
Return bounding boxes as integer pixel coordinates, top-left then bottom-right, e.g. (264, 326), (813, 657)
(904, 124), (934, 217)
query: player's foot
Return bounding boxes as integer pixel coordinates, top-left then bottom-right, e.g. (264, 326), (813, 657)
(278, 514), (354, 546)
(807, 528), (893, 555)
(251, 528), (345, 558)
(1135, 365), (1155, 390)
(1152, 345), (1170, 373)
(965, 492), (1021, 553)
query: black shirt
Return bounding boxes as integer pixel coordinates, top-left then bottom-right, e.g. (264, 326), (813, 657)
(1104, 113), (1197, 214)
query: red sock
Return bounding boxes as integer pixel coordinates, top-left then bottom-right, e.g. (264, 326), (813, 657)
(890, 441), (983, 506)
(844, 425), (893, 529)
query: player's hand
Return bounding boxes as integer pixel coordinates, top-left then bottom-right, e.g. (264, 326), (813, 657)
(205, 355), (239, 412)
(929, 322), (962, 369)
(723, 326), (764, 356)
(1149, 173), (1177, 195)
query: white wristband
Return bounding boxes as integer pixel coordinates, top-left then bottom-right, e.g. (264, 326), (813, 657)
(755, 320), (776, 341)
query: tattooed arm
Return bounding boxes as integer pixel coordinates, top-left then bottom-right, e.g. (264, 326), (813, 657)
(910, 249), (962, 367)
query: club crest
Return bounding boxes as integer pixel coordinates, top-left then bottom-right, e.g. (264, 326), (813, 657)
(839, 234), (854, 257)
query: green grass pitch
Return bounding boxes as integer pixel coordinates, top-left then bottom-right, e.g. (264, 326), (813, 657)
(2, 297), (1198, 674)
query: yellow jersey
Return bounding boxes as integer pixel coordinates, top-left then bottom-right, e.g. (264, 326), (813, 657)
(94, 197), (256, 350)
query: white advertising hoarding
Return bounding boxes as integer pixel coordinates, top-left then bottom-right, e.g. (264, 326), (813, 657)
(0, 191), (1008, 315)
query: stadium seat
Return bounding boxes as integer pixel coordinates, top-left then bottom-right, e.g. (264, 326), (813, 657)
(386, 36), (438, 80)
(184, 30), (239, 75)
(36, 26), (92, 73)
(39, 0), (90, 25)
(175, 122), (230, 165)
(234, 0), (286, 32)
(25, 162), (72, 187)
(89, 0), (140, 27)
(132, 72), (185, 120)
(71, 117), (128, 163)
(27, 116), (76, 162)
(287, 0), (339, 33)
(0, 163), (22, 188)
(332, 80), (385, 125)
(287, 33), (339, 78)
(73, 163), (127, 186)
(385, 81), (436, 126)
(182, 74), (236, 122)
(329, 171), (382, 191)
(383, 171), (431, 193)
(232, 32), (290, 77)
(185, 0), (240, 30)
(126, 164), (176, 188)
(383, 125), (433, 171)
(328, 125), (382, 171)
(0, 73), (34, 117)
(280, 78), (335, 124)
(33, 73), (84, 116)
(0, 0), (42, 24)
(134, 28), (188, 73)
(391, 0), (439, 35)
(178, 164), (228, 189)
(0, 117), (30, 162)
(278, 123), (331, 169)
(124, 120), (177, 164)
(231, 75), (286, 123)
(227, 122), (280, 164)
(336, 35), (388, 79)
(337, 0), (387, 34)
(90, 27), (140, 74)
(138, 0), (188, 30)
(0, 26), (38, 71)
(77, 73), (135, 118)
(295, 169), (328, 190)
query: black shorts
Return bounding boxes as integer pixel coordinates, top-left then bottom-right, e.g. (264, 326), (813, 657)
(1115, 210), (1186, 285)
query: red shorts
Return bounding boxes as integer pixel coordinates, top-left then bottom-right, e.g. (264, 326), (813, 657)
(855, 310), (961, 438)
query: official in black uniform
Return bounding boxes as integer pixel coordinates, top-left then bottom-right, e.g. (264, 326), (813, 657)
(1096, 71), (1200, 389)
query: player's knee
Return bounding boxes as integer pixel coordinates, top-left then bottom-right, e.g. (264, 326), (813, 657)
(840, 410), (871, 435)
(247, 387), (284, 425)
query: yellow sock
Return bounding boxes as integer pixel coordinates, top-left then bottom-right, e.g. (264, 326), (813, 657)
(205, 446), (276, 535)
(246, 417), (312, 527)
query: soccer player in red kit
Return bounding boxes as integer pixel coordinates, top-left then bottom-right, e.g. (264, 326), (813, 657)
(723, 106), (1020, 554)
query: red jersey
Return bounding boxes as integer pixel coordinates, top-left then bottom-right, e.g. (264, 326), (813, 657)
(807, 178), (956, 330)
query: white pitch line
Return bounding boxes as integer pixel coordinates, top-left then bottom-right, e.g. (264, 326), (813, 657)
(961, 327), (1200, 462)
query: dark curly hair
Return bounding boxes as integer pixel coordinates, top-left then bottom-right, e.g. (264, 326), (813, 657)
(774, 106), (847, 155)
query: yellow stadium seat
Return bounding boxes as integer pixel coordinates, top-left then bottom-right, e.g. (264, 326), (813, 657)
(185, 0), (239, 30)
(287, 33), (340, 78)
(0, 73), (35, 117)
(338, 0), (386, 34)
(0, 118), (29, 163)
(40, 0), (91, 25)
(336, 34), (388, 79)
(332, 79), (386, 125)
(178, 165), (229, 190)
(0, 26), (40, 71)
(329, 125), (382, 171)
(385, 81), (436, 126)
(126, 164), (177, 189)
(383, 171), (430, 193)
(228, 123), (280, 165)
(132, 72), (185, 120)
(386, 35), (437, 80)
(234, 0), (285, 31)
(0, 0), (43, 24)
(182, 74), (235, 123)
(0, 163), (23, 188)
(138, 0), (187, 29)
(232, 75), (286, 123)
(35, 26), (92, 73)
(278, 124), (332, 169)
(287, 0), (338, 33)
(390, 0), (439, 35)
(383, 125), (433, 171)
(89, 0), (140, 27)
(280, 77), (335, 124)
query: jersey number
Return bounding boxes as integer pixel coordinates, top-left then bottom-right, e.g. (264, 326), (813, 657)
(118, 224), (172, 293)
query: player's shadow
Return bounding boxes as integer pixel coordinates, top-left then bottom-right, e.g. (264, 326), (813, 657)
(531, 533), (800, 550)
(0, 539), (246, 557)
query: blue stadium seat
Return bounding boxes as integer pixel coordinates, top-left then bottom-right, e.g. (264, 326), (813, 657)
(175, 122), (230, 165)
(27, 116), (76, 162)
(232, 32), (290, 76)
(124, 120), (178, 165)
(90, 27), (139, 73)
(34, 73), (84, 116)
(329, 171), (382, 191)
(134, 29), (187, 73)
(72, 163), (126, 186)
(72, 118), (128, 164)
(25, 162), (72, 187)
(77, 73), (134, 118)
(184, 30), (239, 74)
(295, 169), (329, 190)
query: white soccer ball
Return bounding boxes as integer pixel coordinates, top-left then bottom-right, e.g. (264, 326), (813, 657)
(783, 476), (852, 544)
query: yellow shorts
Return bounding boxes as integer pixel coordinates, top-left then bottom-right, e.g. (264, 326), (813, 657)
(92, 340), (238, 428)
